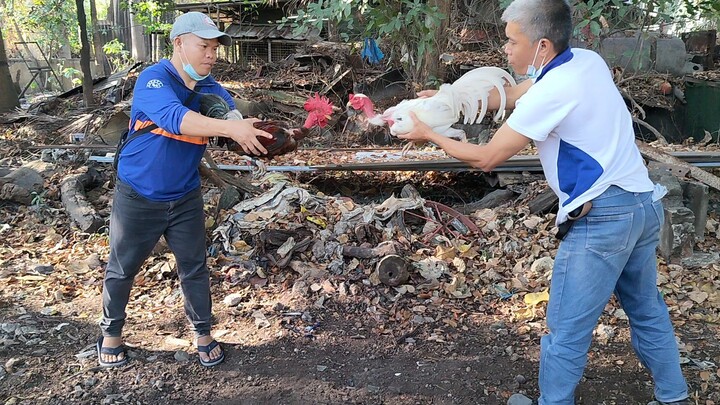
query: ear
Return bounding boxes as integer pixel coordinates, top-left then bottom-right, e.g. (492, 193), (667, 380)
(538, 38), (555, 57)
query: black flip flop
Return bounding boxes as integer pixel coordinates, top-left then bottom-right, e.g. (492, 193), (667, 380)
(197, 340), (225, 367)
(96, 336), (129, 368)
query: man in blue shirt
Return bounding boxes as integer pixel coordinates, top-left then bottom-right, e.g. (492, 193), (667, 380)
(97, 11), (272, 368)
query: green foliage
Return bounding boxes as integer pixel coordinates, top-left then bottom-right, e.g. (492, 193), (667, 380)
(280, 0), (445, 84)
(496, 0), (720, 50)
(1, 0), (110, 59)
(121, 0), (173, 35)
(30, 190), (46, 208)
(102, 39), (133, 73)
(15, 0), (81, 55)
(61, 66), (82, 86)
(572, 0), (641, 48)
(30, 190), (56, 220)
(681, 0), (720, 19)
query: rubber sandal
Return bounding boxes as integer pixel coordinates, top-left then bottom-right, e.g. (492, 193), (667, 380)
(96, 336), (128, 368)
(197, 339), (225, 367)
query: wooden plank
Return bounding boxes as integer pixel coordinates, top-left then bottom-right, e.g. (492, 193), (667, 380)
(528, 187), (559, 215)
(637, 141), (720, 192)
(320, 68), (351, 95)
(259, 90), (308, 108)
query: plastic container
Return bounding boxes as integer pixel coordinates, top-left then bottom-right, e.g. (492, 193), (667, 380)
(684, 77), (720, 141)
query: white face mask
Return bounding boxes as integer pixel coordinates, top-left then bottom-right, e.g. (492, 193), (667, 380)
(179, 42), (210, 81)
(526, 42), (547, 79)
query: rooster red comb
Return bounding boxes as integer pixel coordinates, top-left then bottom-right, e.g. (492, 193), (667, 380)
(304, 93), (334, 116)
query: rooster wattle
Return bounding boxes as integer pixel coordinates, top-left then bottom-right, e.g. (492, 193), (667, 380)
(200, 93), (334, 159)
(347, 67), (516, 150)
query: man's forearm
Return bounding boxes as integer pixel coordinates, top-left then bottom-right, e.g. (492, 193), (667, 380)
(427, 133), (492, 170)
(425, 123), (531, 172)
(179, 110), (231, 138)
(178, 109), (270, 155)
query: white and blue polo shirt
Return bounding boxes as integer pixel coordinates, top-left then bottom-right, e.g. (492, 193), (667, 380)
(507, 48), (653, 225)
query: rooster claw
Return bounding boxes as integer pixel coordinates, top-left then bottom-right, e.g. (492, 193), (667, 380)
(250, 158), (267, 179)
(400, 142), (415, 158)
(239, 156), (267, 179)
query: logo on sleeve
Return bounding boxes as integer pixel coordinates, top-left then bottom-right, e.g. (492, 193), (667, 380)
(146, 79), (164, 89)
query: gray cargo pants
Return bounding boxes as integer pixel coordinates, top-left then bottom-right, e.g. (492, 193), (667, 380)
(100, 180), (212, 338)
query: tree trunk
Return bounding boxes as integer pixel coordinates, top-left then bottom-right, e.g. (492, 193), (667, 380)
(9, 14), (44, 91)
(424, 0), (450, 83)
(75, 0), (96, 107)
(58, 26), (73, 59)
(129, 0), (148, 62)
(0, 27), (20, 112)
(109, 0), (130, 47)
(89, 0), (111, 76)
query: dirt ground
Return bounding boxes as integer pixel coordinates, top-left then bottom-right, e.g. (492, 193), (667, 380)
(1, 180), (719, 405)
(2, 110), (720, 404)
(0, 286), (719, 405)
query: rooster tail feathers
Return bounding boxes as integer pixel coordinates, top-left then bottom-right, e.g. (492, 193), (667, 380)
(199, 94), (232, 119)
(480, 74), (512, 122)
(450, 66), (517, 124)
(450, 83), (489, 125)
(478, 94), (490, 124)
(453, 67), (516, 88)
(456, 86), (483, 125)
(493, 81), (508, 122)
(478, 75), (509, 122)
(435, 84), (460, 118)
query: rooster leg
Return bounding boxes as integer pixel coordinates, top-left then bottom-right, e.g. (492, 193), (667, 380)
(440, 128), (467, 143)
(400, 142), (415, 158)
(239, 156), (268, 179)
(250, 159), (267, 180)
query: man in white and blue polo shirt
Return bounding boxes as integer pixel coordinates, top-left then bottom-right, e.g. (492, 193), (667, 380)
(398, 0), (688, 404)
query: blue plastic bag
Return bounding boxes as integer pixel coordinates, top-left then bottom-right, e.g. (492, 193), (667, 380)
(361, 38), (384, 64)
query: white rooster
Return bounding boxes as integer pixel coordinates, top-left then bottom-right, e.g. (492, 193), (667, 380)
(347, 67), (516, 152)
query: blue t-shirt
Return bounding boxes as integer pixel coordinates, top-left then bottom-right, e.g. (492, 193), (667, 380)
(119, 59), (235, 201)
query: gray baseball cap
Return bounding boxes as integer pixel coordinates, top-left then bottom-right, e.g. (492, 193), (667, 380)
(169, 12), (232, 46)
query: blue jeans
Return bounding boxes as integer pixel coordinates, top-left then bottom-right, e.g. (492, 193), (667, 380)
(539, 186), (687, 404)
(100, 180), (212, 338)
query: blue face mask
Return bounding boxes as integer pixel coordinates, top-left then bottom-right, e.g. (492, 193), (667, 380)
(180, 44), (210, 82)
(526, 42), (547, 79)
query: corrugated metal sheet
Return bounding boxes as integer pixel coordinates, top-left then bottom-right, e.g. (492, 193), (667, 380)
(226, 23), (320, 41)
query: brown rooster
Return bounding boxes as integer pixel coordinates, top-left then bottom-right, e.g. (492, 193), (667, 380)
(200, 93), (334, 158)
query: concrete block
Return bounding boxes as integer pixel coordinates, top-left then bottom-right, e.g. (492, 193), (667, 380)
(681, 180), (709, 241)
(681, 252), (720, 269)
(600, 35), (653, 73)
(657, 208), (674, 260)
(648, 169), (684, 207)
(658, 207), (695, 260)
(599, 34), (686, 75)
(656, 37), (687, 76)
